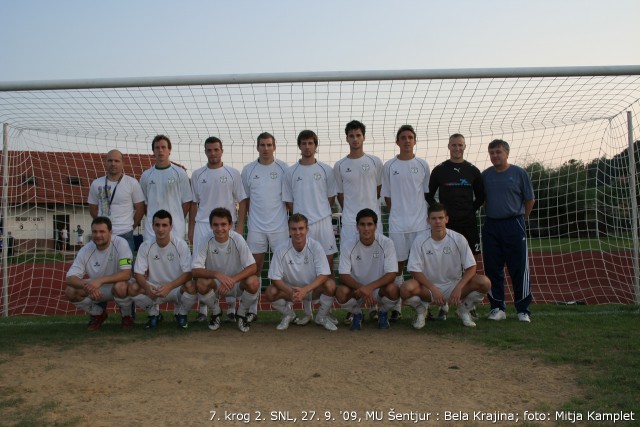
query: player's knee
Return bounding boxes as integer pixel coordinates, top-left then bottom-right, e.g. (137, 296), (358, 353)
(383, 283), (400, 300)
(399, 280), (417, 299)
(244, 275), (260, 293)
(264, 285), (278, 302)
(64, 286), (81, 301)
(196, 278), (211, 294)
(322, 278), (336, 296)
(478, 274), (491, 293)
(335, 285), (351, 303)
(112, 281), (128, 298)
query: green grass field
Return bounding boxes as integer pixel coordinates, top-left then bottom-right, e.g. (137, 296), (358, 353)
(0, 304), (638, 426)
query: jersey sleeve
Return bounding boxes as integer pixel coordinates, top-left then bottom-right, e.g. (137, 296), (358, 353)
(177, 240), (193, 273)
(179, 169), (193, 204)
(232, 169), (248, 202)
(115, 237), (133, 270)
(324, 163), (337, 197)
(407, 236), (425, 273)
(134, 242), (150, 275)
(337, 240), (353, 275)
(380, 162), (391, 198)
(191, 237), (209, 269)
(130, 178), (146, 204)
(282, 168), (293, 203)
(334, 160), (344, 194)
(66, 248), (89, 279)
(87, 179), (99, 205)
(311, 240), (331, 276)
(268, 247), (285, 281)
(382, 238), (399, 274)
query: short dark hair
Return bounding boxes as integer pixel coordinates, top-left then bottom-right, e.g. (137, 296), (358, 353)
(204, 136), (223, 148)
(152, 134), (172, 151)
(345, 120), (366, 136)
(209, 207), (232, 225)
(288, 213), (309, 226)
(297, 130), (318, 147)
(356, 208), (377, 225)
(396, 125), (416, 141)
(91, 216), (113, 231)
(488, 139), (510, 153)
(153, 209), (173, 225)
(428, 202), (448, 216)
(449, 133), (465, 142)
(256, 132), (276, 149)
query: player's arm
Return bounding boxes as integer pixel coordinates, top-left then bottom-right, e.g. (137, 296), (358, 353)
(384, 197), (392, 211)
(524, 199), (535, 220)
(376, 184), (381, 200)
(188, 203), (198, 244)
(285, 202), (293, 216)
(134, 271), (156, 296)
(133, 201), (145, 228)
(448, 265), (477, 305)
(356, 272), (397, 306)
(425, 174), (438, 206)
(337, 193), (345, 210)
(411, 270), (445, 305)
(327, 196), (335, 209)
(88, 204), (99, 219)
(230, 263), (257, 286)
(235, 199), (247, 234)
(338, 273), (363, 291)
(472, 170), (485, 211)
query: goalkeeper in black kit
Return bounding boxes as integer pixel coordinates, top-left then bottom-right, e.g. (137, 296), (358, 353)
(425, 133), (484, 320)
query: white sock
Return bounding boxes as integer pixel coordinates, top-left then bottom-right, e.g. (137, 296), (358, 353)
(405, 295), (426, 314)
(317, 294), (334, 319)
(249, 278), (261, 313)
(199, 290), (221, 315)
(341, 298), (361, 314)
(272, 299), (294, 316)
(72, 297), (94, 314)
(225, 296), (236, 314)
(238, 291), (258, 317)
(113, 296), (132, 317)
(303, 298), (313, 316)
(380, 296), (397, 312)
(178, 292), (197, 315)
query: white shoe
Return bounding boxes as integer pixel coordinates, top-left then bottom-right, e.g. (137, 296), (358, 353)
(327, 312), (339, 325)
(517, 312), (531, 323)
(294, 313), (313, 326)
(315, 316), (338, 331)
(456, 305), (476, 327)
(487, 308), (507, 321)
(412, 312), (426, 329)
(276, 313), (296, 330)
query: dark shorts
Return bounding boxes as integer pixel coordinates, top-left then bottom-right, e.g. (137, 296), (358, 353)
(447, 221), (481, 255)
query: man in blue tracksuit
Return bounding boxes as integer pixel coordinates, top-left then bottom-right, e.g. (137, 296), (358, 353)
(482, 139), (535, 323)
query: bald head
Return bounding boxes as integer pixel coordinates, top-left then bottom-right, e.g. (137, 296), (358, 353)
(105, 149), (124, 180)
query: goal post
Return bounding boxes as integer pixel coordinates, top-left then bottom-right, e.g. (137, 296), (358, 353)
(1, 66), (640, 316)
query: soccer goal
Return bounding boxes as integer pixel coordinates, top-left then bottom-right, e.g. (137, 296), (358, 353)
(1, 66), (639, 316)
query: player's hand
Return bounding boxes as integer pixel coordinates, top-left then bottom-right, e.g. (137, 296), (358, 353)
(354, 285), (376, 307)
(431, 288), (446, 306)
(292, 287), (309, 303)
(84, 280), (102, 300)
(156, 285), (171, 298)
(448, 287), (463, 306)
(215, 274), (235, 296)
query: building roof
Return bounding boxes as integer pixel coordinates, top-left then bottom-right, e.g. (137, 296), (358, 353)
(0, 151), (160, 204)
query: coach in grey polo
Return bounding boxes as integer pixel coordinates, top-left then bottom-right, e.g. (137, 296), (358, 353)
(481, 139), (535, 323)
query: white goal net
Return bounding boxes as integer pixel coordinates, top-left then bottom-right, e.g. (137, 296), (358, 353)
(1, 67), (639, 316)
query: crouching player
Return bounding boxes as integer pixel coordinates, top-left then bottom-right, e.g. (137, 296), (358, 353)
(128, 210), (195, 330)
(192, 207), (259, 333)
(401, 203), (490, 328)
(266, 213), (338, 331)
(65, 216), (133, 331)
(336, 208), (399, 330)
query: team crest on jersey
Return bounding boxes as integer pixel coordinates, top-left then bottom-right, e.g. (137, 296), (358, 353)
(361, 164), (370, 172)
(270, 171), (278, 179)
(167, 176), (177, 184)
(410, 166), (419, 174)
(373, 251), (380, 258)
(220, 176), (228, 183)
(226, 247), (232, 254)
(108, 254), (114, 262)
(443, 246), (452, 254)
(167, 253), (175, 261)
(304, 256), (309, 264)
(313, 173), (321, 181)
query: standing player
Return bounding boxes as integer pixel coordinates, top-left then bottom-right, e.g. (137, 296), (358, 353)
(482, 139), (535, 322)
(65, 217), (134, 330)
(88, 149), (145, 254)
(334, 120), (383, 244)
(283, 130), (338, 325)
(401, 203), (490, 328)
(129, 210), (196, 330)
(266, 213), (337, 331)
(381, 125), (430, 322)
(189, 136), (248, 322)
(139, 135), (192, 243)
(241, 132), (289, 323)
(192, 208), (259, 333)
(336, 209), (399, 330)
(425, 133), (484, 320)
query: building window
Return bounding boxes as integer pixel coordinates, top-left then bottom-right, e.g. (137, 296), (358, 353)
(23, 175), (37, 185)
(68, 176), (82, 186)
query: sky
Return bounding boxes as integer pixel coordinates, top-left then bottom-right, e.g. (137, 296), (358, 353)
(1, 0), (639, 82)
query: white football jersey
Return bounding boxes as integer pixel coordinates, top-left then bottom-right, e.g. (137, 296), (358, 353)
(67, 235), (132, 280)
(135, 236), (192, 285)
(381, 156), (430, 233)
(338, 234), (398, 285)
(333, 154), (383, 226)
(268, 238), (331, 287)
(283, 161), (336, 225)
(191, 164), (247, 225)
(241, 159), (289, 233)
(192, 231), (255, 276)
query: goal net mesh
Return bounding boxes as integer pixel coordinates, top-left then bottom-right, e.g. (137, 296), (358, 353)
(1, 71), (639, 315)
